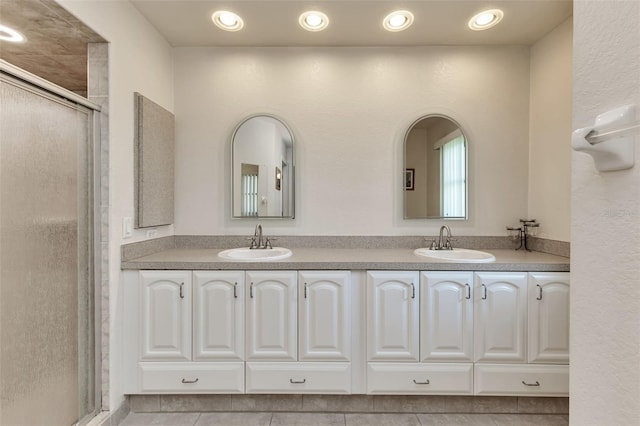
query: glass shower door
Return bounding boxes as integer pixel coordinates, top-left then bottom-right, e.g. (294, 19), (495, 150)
(0, 73), (97, 425)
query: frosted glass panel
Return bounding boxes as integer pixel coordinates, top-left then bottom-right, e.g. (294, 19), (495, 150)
(0, 77), (94, 425)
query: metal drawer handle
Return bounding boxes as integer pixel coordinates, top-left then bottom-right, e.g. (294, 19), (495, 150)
(481, 284), (487, 300)
(413, 379), (430, 385)
(522, 380), (540, 387)
(465, 283), (471, 300)
(181, 378), (199, 384)
(536, 284), (543, 300)
(289, 378), (306, 384)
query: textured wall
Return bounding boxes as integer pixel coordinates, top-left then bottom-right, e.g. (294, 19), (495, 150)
(528, 18), (572, 242)
(58, 0), (174, 412)
(571, 1), (640, 424)
(174, 46), (532, 236)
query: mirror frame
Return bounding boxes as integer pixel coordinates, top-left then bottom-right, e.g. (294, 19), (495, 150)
(403, 114), (468, 220)
(231, 113), (295, 219)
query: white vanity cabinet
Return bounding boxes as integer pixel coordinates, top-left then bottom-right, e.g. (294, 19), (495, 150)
(244, 270), (353, 394)
(366, 271), (474, 395)
(367, 271), (420, 361)
(527, 272), (570, 363)
(474, 272), (570, 396)
(140, 271), (192, 361)
(474, 272), (528, 363)
(245, 271), (297, 361)
(420, 271), (474, 362)
(129, 270), (245, 394)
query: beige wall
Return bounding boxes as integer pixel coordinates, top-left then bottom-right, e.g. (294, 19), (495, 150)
(57, 0), (174, 411)
(174, 46), (531, 236)
(571, 1), (640, 424)
(529, 18), (573, 242)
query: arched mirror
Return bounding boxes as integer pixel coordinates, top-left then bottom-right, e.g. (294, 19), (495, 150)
(404, 115), (467, 219)
(232, 115), (295, 218)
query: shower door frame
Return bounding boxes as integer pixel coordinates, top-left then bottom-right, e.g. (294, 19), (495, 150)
(0, 60), (103, 425)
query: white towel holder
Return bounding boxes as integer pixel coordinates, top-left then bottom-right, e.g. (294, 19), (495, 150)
(572, 105), (637, 172)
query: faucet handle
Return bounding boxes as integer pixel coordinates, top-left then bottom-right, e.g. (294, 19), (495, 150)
(246, 237), (258, 249)
(264, 237), (276, 249)
(428, 240), (437, 250)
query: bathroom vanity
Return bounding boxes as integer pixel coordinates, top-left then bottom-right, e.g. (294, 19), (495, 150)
(121, 246), (569, 398)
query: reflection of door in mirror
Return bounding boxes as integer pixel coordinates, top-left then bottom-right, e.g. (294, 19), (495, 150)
(404, 115), (467, 219)
(232, 115), (295, 218)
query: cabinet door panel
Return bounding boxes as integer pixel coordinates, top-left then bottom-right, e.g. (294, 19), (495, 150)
(421, 272), (474, 361)
(367, 271), (419, 361)
(246, 271), (297, 360)
(140, 271), (191, 360)
(193, 271), (244, 360)
(528, 272), (570, 363)
(474, 272), (527, 363)
(299, 271), (351, 361)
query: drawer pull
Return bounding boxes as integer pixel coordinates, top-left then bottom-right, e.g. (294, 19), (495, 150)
(181, 378), (199, 384)
(289, 378), (306, 384)
(465, 283), (471, 299)
(481, 284), (487, 300)
(522, 380), (540, 387)
(413, 379), (430, 385)
(536, 284), (543, 300)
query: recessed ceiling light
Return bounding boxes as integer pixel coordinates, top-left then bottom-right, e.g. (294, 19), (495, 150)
(211, 11), (244, 32)
(383, 10), (414, 32)
(299, 11), (329, 32)
(468, 9), (504, 31)
(0, 24), (25, 43)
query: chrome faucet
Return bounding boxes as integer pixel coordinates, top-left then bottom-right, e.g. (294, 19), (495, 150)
(249, 224), (273, 249)
(431, 225), (453, 250)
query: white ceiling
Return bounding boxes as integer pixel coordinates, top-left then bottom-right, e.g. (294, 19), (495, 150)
(131, 0), (573, 47)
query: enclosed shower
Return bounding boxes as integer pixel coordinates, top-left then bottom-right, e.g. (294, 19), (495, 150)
(0, 62), (100, 425)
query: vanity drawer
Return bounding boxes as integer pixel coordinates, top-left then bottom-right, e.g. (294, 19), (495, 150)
(367, 363), (473, 394)
(246, 362), (351, 394)
(139, 362), (244, 393)
(474, 364), (569, 396)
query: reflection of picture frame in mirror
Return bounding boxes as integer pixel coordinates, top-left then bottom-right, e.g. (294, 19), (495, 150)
(405, 168), (415, 190)
(275, 166), (282, 191)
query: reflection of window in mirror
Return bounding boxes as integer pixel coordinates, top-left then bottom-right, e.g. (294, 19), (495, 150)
(241, 163), (259, 217)
(435, 130), (466, 217)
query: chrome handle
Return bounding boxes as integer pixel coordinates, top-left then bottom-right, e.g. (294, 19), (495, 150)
(522, 380), (540, 387)
(536, 284), (543, 300)
(482, 284), (487, 300)
(411, 283), (415, 299)
(179, 282), (184, 299)
(289, 378), (306, 384)
(233, 282), (238, 298)
(304, 283), (308, 299)
(250, 282), (254, 298)
(413, 379), (430, 385)
(465, 283), (471, 300)
(181, 378), (199, 384)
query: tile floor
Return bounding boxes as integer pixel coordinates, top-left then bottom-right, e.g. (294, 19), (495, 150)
(121, 412), (569, 425)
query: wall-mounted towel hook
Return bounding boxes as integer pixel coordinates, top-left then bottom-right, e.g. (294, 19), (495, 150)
(572, 105), (637, 172)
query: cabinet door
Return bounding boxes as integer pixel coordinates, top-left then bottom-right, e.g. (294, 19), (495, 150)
(528, 272), (570, 364)
(299, 271), (351, 361)
(246, 271), (297, 361)
(367, 271), (419, 361)
(140, 271), (191, 361)
(474, 272), (527, 363)
(420, 272), (474, 362)
(193, 271), (244, 360)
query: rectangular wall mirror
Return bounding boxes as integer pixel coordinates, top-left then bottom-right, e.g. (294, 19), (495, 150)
(134, 92), (175, 228)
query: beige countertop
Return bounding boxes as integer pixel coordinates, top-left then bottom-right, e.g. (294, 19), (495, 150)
(121, 248), (569, 271)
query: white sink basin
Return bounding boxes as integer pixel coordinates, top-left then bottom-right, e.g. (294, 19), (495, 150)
(413, 248), (496, 263)
(218, 247), (292, 262)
